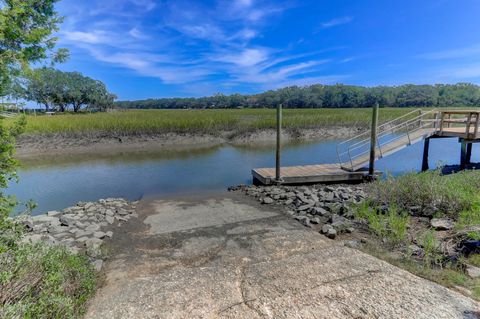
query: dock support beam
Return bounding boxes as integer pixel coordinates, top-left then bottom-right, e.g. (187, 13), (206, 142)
(460, 140), (467, 169)
(275, 104), (282, 183)
(369, 103), (379, 177)
(422, 138), (430, 172)
(466, 143), (473, 164)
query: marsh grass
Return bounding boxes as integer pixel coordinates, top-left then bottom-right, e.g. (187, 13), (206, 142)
(355, 201), (409, 246)
(420, 230), (442, 268)
(0, 244), (96, 318)
(357, 170), (480, 300)
(11, 108), (416, 135)
(369, 169), (480, 218)
(360, 243), (479, 299)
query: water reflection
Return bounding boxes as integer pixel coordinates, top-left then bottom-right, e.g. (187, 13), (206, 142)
(8, 137), (478, 215)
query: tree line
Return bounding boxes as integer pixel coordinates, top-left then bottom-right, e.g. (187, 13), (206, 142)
(115, 83), (480, 109)
(5, 68), (117, 112)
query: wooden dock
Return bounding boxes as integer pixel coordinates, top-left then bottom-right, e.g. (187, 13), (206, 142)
(252, 109), (480, 185)
(253, 164), (380, 185)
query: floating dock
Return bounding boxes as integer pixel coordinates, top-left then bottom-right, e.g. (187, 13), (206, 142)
(252, 109), (480, 185)
(252, 164), (380, 185)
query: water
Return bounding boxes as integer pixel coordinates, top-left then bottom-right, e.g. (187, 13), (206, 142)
(7, 137), (478, 215)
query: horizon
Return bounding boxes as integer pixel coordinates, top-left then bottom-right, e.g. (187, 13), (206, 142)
(55, 0), (480, 100)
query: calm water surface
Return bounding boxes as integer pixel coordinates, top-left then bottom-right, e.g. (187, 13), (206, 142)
(8, 138), (478, 215)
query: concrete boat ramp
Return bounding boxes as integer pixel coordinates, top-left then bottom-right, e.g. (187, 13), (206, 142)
(86, 193), (479, 319)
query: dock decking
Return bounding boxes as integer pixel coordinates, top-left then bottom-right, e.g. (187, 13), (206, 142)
(253, 109), (480, 185)
(252, 164), (380, 185)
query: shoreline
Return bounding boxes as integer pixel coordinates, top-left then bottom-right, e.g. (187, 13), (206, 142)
(15, 126), (362, 158)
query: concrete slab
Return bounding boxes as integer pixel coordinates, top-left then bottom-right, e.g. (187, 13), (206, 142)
(86, 193), (479, 319)
(143, 198), (278, 234)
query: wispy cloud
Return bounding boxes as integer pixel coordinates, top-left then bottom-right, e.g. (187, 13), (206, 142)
(59, 0), (348, 91)
(419, 44), (480, 60)
(320, 16), (353, 29)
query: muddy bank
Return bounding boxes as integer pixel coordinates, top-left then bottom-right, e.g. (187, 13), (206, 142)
(15, 126), (362, 158)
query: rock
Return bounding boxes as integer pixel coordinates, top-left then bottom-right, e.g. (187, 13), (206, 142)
(294, 215), (310, 227)
(48, 225), (70, 234)
(105, 231), (113, 238)
(105, 209), (114, 216)
(59, 214), (76, 226)
(409, 244), (424, 256)
(310, 217), (321, 224)
(344, 240), (361, 249)
(47, 210), (62, 217)
(262, 197), (274, 204)
(85, 224), (100, 232)
(310, 207), (329, 216)
(430, 218), (454, 231)
(92, 259), (104, 271)
(329, 214), (352, 232)
(466, 265), (480, 278)
(32, 215), (57, 224)
(321, 225), (337, 239)
(32, 224), (47, 233)
(85, 238), (103, 249)
(17, 216), (34, 231)
(297, 203), (314, 211)
(76, 236), (90, 243)
(93, 231), (107, 239)
(105, 215), (115, 224)
(75, 230), (93, 238)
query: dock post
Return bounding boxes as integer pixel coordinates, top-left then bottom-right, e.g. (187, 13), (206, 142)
(422, 138), (430, 171)
(466, 143), (473, 164)
(460, 140), (467, 169)
(275, 103), (282, 183)
(369, 103), (379, 177)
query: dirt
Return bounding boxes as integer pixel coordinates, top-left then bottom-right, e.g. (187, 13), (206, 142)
(85, 192), (479, 319)
(15, 127), (362, 158)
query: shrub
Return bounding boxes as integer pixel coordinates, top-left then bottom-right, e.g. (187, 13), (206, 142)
(368, 170), (480, 218)
(0, 244), (96, 318)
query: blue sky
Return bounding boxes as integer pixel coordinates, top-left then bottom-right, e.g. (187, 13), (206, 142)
(54, 0), (480, 100)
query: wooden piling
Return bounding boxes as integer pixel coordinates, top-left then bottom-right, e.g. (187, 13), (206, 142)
(466, 143), (473, 164)
(275, 104), (282, 182)
(460, 140), (467, 169)
(422, 138), (430, 171)
(369, 103), (379, 176)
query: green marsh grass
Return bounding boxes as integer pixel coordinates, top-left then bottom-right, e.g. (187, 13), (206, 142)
(12, 108), (417, 135)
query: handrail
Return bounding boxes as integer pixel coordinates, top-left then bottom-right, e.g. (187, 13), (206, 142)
(341, 119), (435, 170)
(336, 109), (439, 170)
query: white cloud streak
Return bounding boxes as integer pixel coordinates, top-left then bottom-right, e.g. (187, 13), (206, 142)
(320, 16), (353, 29)
(59, 0), (348, 91)
(419, 44), (480, 60)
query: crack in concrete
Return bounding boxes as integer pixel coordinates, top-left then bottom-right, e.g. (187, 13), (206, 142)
(313, 269), (382, 288)
(218, 264), (265, 318)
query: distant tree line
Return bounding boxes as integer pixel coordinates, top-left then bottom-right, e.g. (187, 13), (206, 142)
(6, 68), (117, 112)
(116, 83), (480, 109)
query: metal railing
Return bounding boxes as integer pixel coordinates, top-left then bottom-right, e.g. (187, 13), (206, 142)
(336, 109), (439, 171)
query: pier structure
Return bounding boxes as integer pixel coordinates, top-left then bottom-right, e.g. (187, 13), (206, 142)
(252, 109), (480, 185)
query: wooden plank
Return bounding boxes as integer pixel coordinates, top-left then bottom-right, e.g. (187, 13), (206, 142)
(252, 163), (381, 185)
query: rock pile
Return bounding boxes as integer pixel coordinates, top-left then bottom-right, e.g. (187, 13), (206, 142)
(234, 184), (367, 239)
(15, 198), (137, 271)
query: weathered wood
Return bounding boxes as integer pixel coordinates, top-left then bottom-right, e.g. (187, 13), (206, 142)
(461, 140), (467, 169)
(466, 143), (473, 164)
(275, 104), (282, 182)
(422, 138), (430, 172)
(252, 164), (381, 185)
(369, 103), (379, 176)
